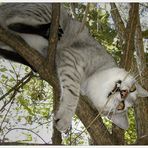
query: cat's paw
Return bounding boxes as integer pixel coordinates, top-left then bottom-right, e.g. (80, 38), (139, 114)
(54, 107), (73, 132)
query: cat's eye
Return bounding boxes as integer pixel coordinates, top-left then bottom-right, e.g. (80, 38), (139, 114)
(107, 80), (122, 98)
(130, 84), (136, 92)
(117, 101), (125, 110)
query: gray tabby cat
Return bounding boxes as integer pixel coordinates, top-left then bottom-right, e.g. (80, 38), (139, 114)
(0, 3), (147, 132)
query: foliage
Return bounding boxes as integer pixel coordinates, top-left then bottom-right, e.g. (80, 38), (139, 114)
(125, 108), (137, 144)
(0, 60), (53, 143)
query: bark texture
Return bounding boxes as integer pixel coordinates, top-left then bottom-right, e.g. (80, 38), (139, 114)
(134, 8), (148, 145)
(111, 3), (148, 145)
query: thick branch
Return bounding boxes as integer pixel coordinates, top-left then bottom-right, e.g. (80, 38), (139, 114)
(121, 3), (139, 71)
(0, 27), (54, 84)
(47, 4), (62, 145)
(110, 3), (126, 144)
(135, 13), (147, 74)
(134, 8), (148, 144)
(110, 3), (126, 44)
(0, 28), (44, 72)
(47, 3), (60, 74)
(0, 4), (61, 144)
(76, 96), (113, 145)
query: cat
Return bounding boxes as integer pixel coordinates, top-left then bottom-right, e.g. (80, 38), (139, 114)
(0, 3), (147, 132)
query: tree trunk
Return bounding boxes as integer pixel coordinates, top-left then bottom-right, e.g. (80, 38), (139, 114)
(134, 9), (148, 145)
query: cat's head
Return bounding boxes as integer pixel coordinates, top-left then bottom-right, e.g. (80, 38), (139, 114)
(85, 67), (148, 129)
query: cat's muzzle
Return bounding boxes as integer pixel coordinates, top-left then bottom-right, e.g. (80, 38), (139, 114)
(120, 89), (128, 99)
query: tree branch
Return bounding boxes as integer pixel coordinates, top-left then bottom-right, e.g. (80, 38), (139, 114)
(0, 28), (44, 72)
(110, 3), (126, 45)
(78, 3), (90, 33)
(47, 3), (60, 74)
(46, 4), (62, 145)
(0, 3), (62, 144)
(76, 96), (113, 145)
(0, 72), (33, 113)
(2, 128), (47, 144)
(0, 71), (33, 102)
(110, 3), (126, 144)
(121, 3), (139, 71)
(134, 8), (148, 144)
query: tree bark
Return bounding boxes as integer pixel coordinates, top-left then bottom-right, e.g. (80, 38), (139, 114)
(110, 3), (126, 46)
(134, 8), (148, 145)
(47, 4), (62, 145)
(121, 3), (139, 71)
(120, 3), (139, 144)
(110, 3), (142, 145)
(76, 96), (113, 145)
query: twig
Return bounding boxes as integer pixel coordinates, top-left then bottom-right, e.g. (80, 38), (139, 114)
(0, 72), (33, 112)
(78, 3), (90, 33)
(0, 91), (15, 113)
(31, 120), (52, 130)
(139, 3), (148, 9)
(0, 72), (33, 131)
(9, 62), (18, 81)
(0, 71), (33, 101)
(2, 128), (47, 144)
(0, 95), (15, 129)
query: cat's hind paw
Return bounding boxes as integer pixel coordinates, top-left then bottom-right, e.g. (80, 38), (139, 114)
(54, 108), (73, 132)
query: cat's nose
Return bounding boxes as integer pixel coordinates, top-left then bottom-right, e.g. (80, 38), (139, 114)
(120, 89), (128, 99)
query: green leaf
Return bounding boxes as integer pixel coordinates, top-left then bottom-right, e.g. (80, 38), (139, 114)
(0, 67), (7, 72)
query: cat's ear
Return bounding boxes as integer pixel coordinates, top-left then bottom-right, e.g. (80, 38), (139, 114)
(136, 83), (148, 97)
(109, 111), (129, 130)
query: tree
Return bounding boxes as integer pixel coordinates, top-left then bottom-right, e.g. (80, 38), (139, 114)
(0, 3), (147, 145)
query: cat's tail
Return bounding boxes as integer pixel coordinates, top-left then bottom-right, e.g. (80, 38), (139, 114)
(0, 3), (69, 31)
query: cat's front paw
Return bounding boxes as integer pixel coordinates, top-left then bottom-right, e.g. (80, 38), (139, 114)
(54, 107), (73, 132)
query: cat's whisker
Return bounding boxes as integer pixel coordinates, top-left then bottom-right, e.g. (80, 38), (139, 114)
(132, 67), (146, 80)
(135, 76), (148, 84)
(133, 73), (141, 80)
(72, 91), (116, 144)
(133, 72), (147, 82)
(106, 98), (117, 118)
(100, 94), (120, 142)
(122, 71), (131, 82)
(122, 66), (137, 82)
